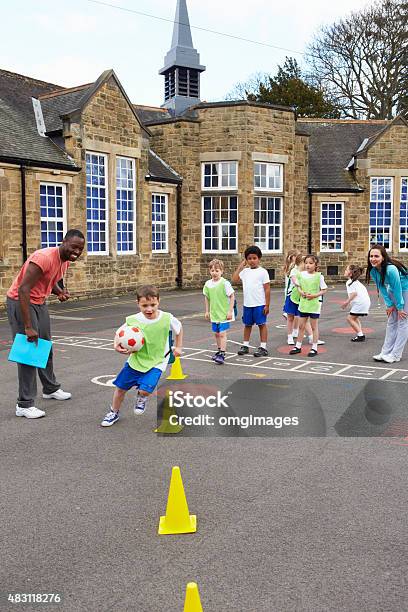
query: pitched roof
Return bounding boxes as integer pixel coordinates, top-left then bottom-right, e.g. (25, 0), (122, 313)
(148, 150), (182, 184)
(39, 84), (93, 133)
(133, 105), (172, 125)
(0, 69), (78, 169)
(297, 119), (388, 191)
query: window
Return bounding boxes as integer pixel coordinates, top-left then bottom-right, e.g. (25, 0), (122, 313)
(116, 157), (136, 254)
(40, 183), (67, 248)
(152, 193), (168, 252)
(254, 197), (282, 252)
(254, 162), (283, 191)
(320, 202), (344, 251)
(369, 177), (392, 248)
(202, 196), (238, 252)
(399, 178), (408, 251)
(86, 152), (108, 254)
(202, 162), (237, 190)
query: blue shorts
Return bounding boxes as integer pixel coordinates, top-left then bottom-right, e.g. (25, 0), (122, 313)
(283, 295), (299, 316)
(242, 305), (267, 326)
(298, 311), (320, 319)
(113, 363), (162, 393)
(211, 321), (230, 333)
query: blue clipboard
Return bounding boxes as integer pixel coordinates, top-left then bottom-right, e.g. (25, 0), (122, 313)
(8, 334), (52, 368)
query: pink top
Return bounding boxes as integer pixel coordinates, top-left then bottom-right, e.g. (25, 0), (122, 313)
(7, 247), (69, 305)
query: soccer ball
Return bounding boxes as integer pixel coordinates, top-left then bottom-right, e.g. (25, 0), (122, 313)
(115, 323), (144, 352)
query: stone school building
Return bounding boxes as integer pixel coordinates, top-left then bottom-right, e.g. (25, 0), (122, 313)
(1, 0), (408, 302)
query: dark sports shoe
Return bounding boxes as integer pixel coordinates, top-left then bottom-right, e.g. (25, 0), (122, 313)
(351, 335), (365, 342)
(289, 347), (302, 355)
(211, 350), (221, 361)
(253, 347), (268, 357)
(308, 349), (318, 357)
(237, 345), (249, 355)
(214, 352), (225, 364)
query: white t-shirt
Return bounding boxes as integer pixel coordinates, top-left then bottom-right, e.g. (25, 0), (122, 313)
(129, 311), (182, 372)
(203, 278), (235, 323)
(299, 271), (328, 314)
(239, 266), (270, 307)
(346, 279), (371, 314)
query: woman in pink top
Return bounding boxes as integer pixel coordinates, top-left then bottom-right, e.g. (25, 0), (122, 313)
(6, 229), (85, 419)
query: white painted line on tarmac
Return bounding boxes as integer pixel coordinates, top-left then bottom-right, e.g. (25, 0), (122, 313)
(379, 369), (398, 380)
(50, 315), (93, 321)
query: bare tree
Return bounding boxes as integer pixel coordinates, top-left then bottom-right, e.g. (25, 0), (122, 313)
(307, 0), (408, 119)
(225, 72), (269, 101)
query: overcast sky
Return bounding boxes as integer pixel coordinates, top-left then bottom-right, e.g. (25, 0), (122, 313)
(3, 0), (371, 106)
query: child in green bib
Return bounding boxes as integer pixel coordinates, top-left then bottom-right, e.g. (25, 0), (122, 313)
(203, 259), (235, 364)
(101, 285), (183, 427)
(289, 255), (327, 358)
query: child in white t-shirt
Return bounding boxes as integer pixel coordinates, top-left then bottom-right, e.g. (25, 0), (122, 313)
(232, 245), (270, 357)
(341, 265), (371, 342)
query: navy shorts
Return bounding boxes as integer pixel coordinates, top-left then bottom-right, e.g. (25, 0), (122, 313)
(298, 311), (320, 319)
(283, 295), (299, 316)
(242, 305), (267, 326)
(211, 321), (230, 333)
(113, 363), (162, 393)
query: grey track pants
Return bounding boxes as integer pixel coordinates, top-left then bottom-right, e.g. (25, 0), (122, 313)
(7, 297), (60, 408)
(381, 290), (408, 360)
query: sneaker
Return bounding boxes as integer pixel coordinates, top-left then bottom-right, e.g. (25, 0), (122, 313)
(282, 312), (288, 320)
(373, 353), (385, 361)
(308, 349), (318, 357)
(289, 347), (302, 355)
(43, 388), (71, 400)
(287, 336), (295, 345)
(15, 405), (45, 419)
(381, 354), (397, 364)
(101, 409), (119, 427)
(351, 335), (365, 342)
(237, 345), (249, 355)
(134, 399), (147, 415)
(308, 337), (326, 345)
(214, 352), (225, 364)
(211, 351), (221, 361)
(253, 347), (269, 357)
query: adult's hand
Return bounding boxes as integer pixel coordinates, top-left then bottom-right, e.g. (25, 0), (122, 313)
(57, 289), (70, 302)
(386, 306), (396, 317)
(397, 309), (407, 320)
(25, 326), (39, 343)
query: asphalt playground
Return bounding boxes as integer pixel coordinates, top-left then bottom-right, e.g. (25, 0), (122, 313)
(1, 287), (408, 611)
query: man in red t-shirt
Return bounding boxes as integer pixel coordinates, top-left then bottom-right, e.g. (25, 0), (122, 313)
(7, 229), (85, 419)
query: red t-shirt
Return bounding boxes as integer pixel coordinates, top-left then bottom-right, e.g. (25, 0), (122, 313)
(7, 247), (69, 305)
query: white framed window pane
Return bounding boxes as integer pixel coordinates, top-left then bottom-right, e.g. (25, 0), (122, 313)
(152, 193), (168, 252)
(400, 178), (408, 250)
(86, 152), (108, 254)
(202, 195), (238, 252)
(369, 178), (392, 249)
(320, 202), (344, 251)
(253, 196), (282, 252)
(116, 157), (136, 254)
(253, 162), (283, 191)
(202, 161), (237, 189)
(40, 183), (67, 248)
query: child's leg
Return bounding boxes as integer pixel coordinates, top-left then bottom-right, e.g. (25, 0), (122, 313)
(310, 318), (318, 345)
(243, 325), (252, 342)
(347, 314), (362, 334)
(134, 367), (162, 414)
(218, 331), (227, 352)
(293, 315), (299, 336)
(287, 314), (294, 335)
(295, 317), (308, 346)
(112, 387), (127, 413)
(259, 323), (268, 344)
(215, 331), (222, 350)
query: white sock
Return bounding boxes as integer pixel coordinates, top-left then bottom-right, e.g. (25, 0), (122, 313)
(308, 335), (313, 343)
(357, 331), (364, 336)
(288, 335), (294, 341)
(312, 343), (318, 351)
(296, 341), (302, 349)
(293, 329), (299, 337)
(260, 342), (266, 349)
(243, 341), (250, 346)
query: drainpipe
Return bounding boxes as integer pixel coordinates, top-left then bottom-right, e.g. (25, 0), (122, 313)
(176, 183), (182, 288)
(20, 165), (28, 262)
(308, 190), (312, 254)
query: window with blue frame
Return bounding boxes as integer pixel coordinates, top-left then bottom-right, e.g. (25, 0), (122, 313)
(152, 194), (168, 252)
(40, 183), (66, 248)
(320, 202), (344, 251)
(116, 157), (136, 254)
(254, 197), (282, 252)
(400, 178), (408, 250)
(202, 195), (237, 252)
(369, 177), (392, 248)
(86, 152), (108, 254)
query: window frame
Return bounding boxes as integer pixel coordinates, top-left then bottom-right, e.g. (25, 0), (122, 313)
(116, 156), (136, 256)
(253, 162), (283, 193)
(202, 195), (238, 254)
(201, 161), (238, 191)
(40, 182), (67, 248)
(369, 177), (393, 250)
(399, 177), (408, 252)
(253, 196), (283, 254)
(320, 201), (345, 253)
(151, 192), (169, 254)
(86, 151), (109, 256)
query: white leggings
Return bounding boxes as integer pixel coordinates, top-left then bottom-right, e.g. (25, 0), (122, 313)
(381, 290), (408, 359)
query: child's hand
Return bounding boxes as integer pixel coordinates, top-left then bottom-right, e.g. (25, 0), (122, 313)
(204, 311), (210, 320)
(238, 259), (247, 271)
(226, 310), (233, 320)
(306, 293), (316, 300)
(173, 347), (182, 358)
(263, 305), (269, 315)
(341, 301), (348, 310)
(115, 343), (130, 355)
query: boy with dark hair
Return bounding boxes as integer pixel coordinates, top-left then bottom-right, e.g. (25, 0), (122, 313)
(231, 245), (270, 357)
(101, 285), (183, 427)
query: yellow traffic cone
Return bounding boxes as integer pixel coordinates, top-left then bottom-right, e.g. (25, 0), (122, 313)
(166, 356), (188, 380)
(183, 582), (203, 612)
(158, 466), (197, 535)
(154, 390), (183, 434)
